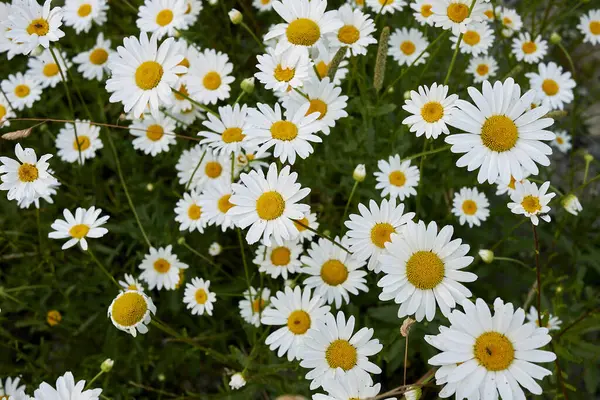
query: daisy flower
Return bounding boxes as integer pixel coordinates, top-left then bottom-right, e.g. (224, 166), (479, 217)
(245, 102), (323, 164)
(451, 187), (490, 227)
(551, 130), (572, 153)
(328, 5), (376, 56)
(255, 47), (310, 93)
(445, 78), (556, 184)
(254, 240), (303, 279)
(365, 0), (406, 15)
(27, 49), (71, 89)
(174, 190), (208, 232)
(0, 377), (26, 399)
(72, 33), (113, 81)
(63, 0), (108, 33)
(139, 245), (189, 290)
(198, 180), (235, 231)
(498, 7), (523, 33)
(183, 277), (216, 316)
(310, 46), (350, 85)
(283, 77), (348, 135)
(411, 0), (435, 26)
(512, 32), (548, 64)
(0, 94), (16, 127)
(265, 0), (342, 54)
(199, 104), (251, 155)
(450, 22), (494, 56)
(527, 306), (562, 331)
(119, 273), (145, 292)
(208, 242), (222, 256)
(238, 146), (272, 173)
(16, 167), (60, 210)
(176, 144), (223, 191)
(106, 32), (186, 119)
(187, 48), (234, 105)
(129, 113), (177, 156)
(168, 79), (194, 113)
(430, 0), (486, 35)
(183, 0), (203, 26)
(228, 163), (310, 246)
(378, 220), (476, 321)
(299, 311), (383, 390)
(4, 0), (65, 54)
(56, 120), (103, 165)
(1, 73), (43, 110)
(402, 82), (458, 139)
(507, 180), (555, 225)
(239, 287), (271, 327)
(261, 286), (330, 361)
(345, 198), (415, 272)
(388, 28), (429, 66)
(48, 207), (109, 251)
(578, 9), (600, 45)
(495, 172), (530, 197)
(301, 236), (368, 308)
(526, 62), (576, 111)
(562, 193), (582, 216)
(374, 154), (420, 201)
(253, 0), (274, 12)
(313, 371), (386, 400)
(292, 210), (319, 242)
(426, 297), (556, 400)
(108, 290), (156, 337)
(137, 0), (188, 39)
(467, 55), (498, 83)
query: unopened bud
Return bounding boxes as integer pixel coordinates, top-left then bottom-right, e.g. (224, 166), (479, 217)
(158, 374), (166, 382)
(400, 317), (416, 337)
(208, 242), (222, 256)
(583, 153), (594, 163)
(31, 45), (44, 57)
(561, 194), (582, 216)
(353, 164), (366, 182)
(403, 91), (411, 100)
(241, 77), (255, 94)
(146, 183), (154, 191)
(229, 8), (243, 24)
(550, 32), (561, 44)
(479, 249), (494, 264)
(100, 359), (114, 373)
(555, 286), (563, 293)
(229, 372), (246, 390)
(404, 387), (422, 400)
(177, 237), (186, 245)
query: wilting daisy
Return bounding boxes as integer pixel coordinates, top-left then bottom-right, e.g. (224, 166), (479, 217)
(255, 47), (310, 93)
(445, 78), (556, 184)
(262, 286), (330, 361)
(174, 190), (208, 232)
(451, 187), (490, 227)
(4, 0), (65, 54)
(498, 7), (523, 33)
(228, 163), (310, 245)
(137, 0), (188, 39)
(72, 33), (113, 81)
(450, 22), (494, 56)
(526, 62), (576, 111)
(512, 32), (548, 64)
(119, 273), (145, 292)
(507, 180), (555, 225)
(0, 94), (16, 127)
(0, 377), (26, 400)
(430, 0), (486, 35)
(374, 154), (420, 201)
(254, 240), (303, 279)
(253, 0), (274, 12)
(301, 236), (368, 308)
(139, 245), (189, 290)
(1, 73), (43, 110)
(63, 0), (108, 33)
(265, 0), (342, 54)
(129, 113), (177, 156)
(239, 287), (271, 327)
(187, 48), (234, 105)
(48, 207), (109, 251)
(411, 0), (435, 26)
(467, 55), (498, 83)
(56, 120), (103, 165)
(313, 371), (386, 400)
(562, 193), (582, 216)
(402, 82), (458, 139)
(527, 306), (562, 331)
(551, 130), (572, 153)
(378, 220), (476, 321)
(183, 0), (203, 25)
(183, 277), (216, 316)
(108, 290), (156, 336)
(27, 49), (71, 89)
(292, 210), (318, 242)
(365, 0), (406, 15)
(310, 46), (350, 85)
(300, 311), (383, 390)
(388, 27), (429, 66)
(196, 180), (234, 231)
(106, 32), (186, 119)
(345, 198), (415, 272)
(495, 172), (530, 197)
(578, 9), (600, 45)
(329, 5), (376, 56)
(426, 297), (556, 400)
(199, 104), (251, 155)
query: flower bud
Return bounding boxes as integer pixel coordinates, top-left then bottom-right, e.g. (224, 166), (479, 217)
(229, 8), (243, 24)
(209, 242), (222, 256)
(479, 249), (494, 264)
(158, 374), (166, 382)
(501, 28), (514, 38)
(550, 32), (561, 44)
(404, 387), (422, 400)
(403, 90), (411, 100)
(241, 77), (255, 94)
(101, 359), (114, 373)
(229, 372), (246, 390)
(583, 153), (594, 163)
(208, 0), (218, 5)
(146, 183), (154, 192)
(177, 237), (186, 245)
(31, 45), (44, 57)
(353, 164), (366, 182)
(561, 194), (582, 216)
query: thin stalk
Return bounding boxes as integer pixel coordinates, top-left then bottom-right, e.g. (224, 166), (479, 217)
(532, 224), (542, 327)
(179, 240), (233, 279)
(549, 342), (570, 400)
(233, 91), (246, 105)
(557, 42), (576, 79)
(556, 308), (598, 340)
(185, 149), (207, 191)
(56, 47), (92, 120)
(36, 208), (43, 257)
(405, 144), (450, 161)
(240, 21), (266, 51)
(293, 87), (310, 100)
(0, 86), (16, 115)
(84, 371), (104, 390)
(574, 173), (599, 193)
(493, 257), (534, 271)
(230, 152), (235, 182)
(5, 285), (49, 292)
(582, 157), (592, 184)
(171, 88), (218, 116)
(88, 248), (120, 288)
(443, 34), (463, 85)
(341, 180), (359, 233)
(237, 229), (254, 322)
(292, 218), (350, 253)
(491, 219), (527, 250)
(403, 334), (409, 387)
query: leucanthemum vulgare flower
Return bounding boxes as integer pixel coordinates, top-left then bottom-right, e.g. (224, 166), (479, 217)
(261, 286), (330, 361)
(255, 47), (310, 93)
(228, 163), (310, 246)
(56, 120), (103, 165)
(253, 0), (274, 12)
(388, 27), (429, 66)
(187, 48), (234, 105)
(16, 167), (60, 210)
(182, 0), (203, 25)
(199, 104), (251, 155)
(365, 0), (406, 15)
(527, 306), (562, 331)
(174, 190), (208, 232)
(139, 245), (189, 290)
(312, 371), (387, 400)
(445, 78), (556, 185)
(108, 290), (156, 337)
(345, 198), (415, 272)
(430, 0), (486, 36)
(254, 240), (303, 279)
(1, 73), (43, 110)
(507, 180), (555, 225)
(495, 172), (530, 197)
(578, 9), (600, 45)
(467, 55), (498, 83)
(72, 33), (114, 81)
(183, 277), (217, 316)
(265, 0), (342, 54)
(62, 0), (108, 33)
(26, 49), (71, 89)
(301, 236), (368, 308)
(239, 287), (271, 327)
(451, 187), (490, 228)
(176, 144), (230, 192)
(137, 0), (189, 39)
(328, 5), (376, 56)
(511, 32), (548, 64)
(498, 6), (523, 33)
(411, 0), (435, 26)
(171, 38), (193, 78)
(119, 273), (145, 292)
(48, 207), (109, 251)
(526, 61), (576, 111)
(229, 373), (246, 390)
(168, 78), (194, 113)
(378, 220), (476, 321)
(0, 377), (26, 399)
(551, 130), (572, 153)
(4, 0), (65, 54)
(237, 146), (272, 173)
(106, 32), (186, 119)
(292, 210), (318, 242)
(374, 154), (420, 201)
(450, 22), (494, 56)
(426, 298), (556, 400)
(309, 46), (349, 85)
(300, 311), (383, 390)
(283, 77), (348, 135)
(129, 113), (177, 156)
(0, 94), (16, 128)
(402, 82), (458, 139)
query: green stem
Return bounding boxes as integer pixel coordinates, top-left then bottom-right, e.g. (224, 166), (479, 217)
(341, 181), (359, 233)
(574, 173), (600, 193)
(237, 228), (254, 323)
(230, 152), (235, 183)
(557, 42), (576, 79)
(179, 240), (233, 279)
(493, 257), (534, 271)
(36, 208), (43, 258)
(405, 145), (451, 161)
(84, 371), (104, 390)
(491, 219), (527, 251)
(171, 88), (218, 117)
(233, 91), (246, 106)
(240, 21), (266, 51)
(88, 248), (120, 288)
(293, 87), (309, 100)
(292, 218), (350, 253)
(582, 157), (591, 184)
(5, 285), (49, 292)
(532, 224), (542, 327)
(443, 34), (463, 86)
(185, 149), (207, 192)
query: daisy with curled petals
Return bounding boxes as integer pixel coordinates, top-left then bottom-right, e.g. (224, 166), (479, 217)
(239, 287), (271, 327)
(255, 47), (310, 93)
(507, 180), (555, 225)
(301, 236), (368, 308)
(199, 104), (251, 155)
(578, 9), (600, 45)
(512, 32), (547, 64)
(498, 7), (523, 33)
(526, 62), (576, 111)
(56, 120), (103, 165)
(378, 220), (476, 321)
(402, 82), (458, 139)
(313, 371), (386, 400)
(451, 187), (490, 227)
(245, 103), (323, 165)
(137, 0), (188, 39)
(426, 297), (556, 400)
(551, 130), (572, 153)
(328, 5), (376, 56)
(310, 46), (350, 85)
(72, 33), (114, 81)
(228, 163), (310, 246)
(27, 49), (71, 89)
(198, 180), (235, 231)
(374, 154), (420, 201)
(345, 198), (415, 272)
(63, 0), (108, 34)
(411, 0), (435, 26)
(253, 0), (274, 12)
(1, 73), (43, 111)
(187, 48), (234, 105)
(254, 240), (303, 279)
(450, 22), (494, 56)
(445, 78), (556, 184)
(129, 113), (177, 156)
(48, 207), (109, 251)
(467, 55), (498, 83)
(292, 210), (318, 242)
(300, 311), (383, 390)
(119, 273), (145, 292)
(365, 0), (406, 15)
(265, 0), (342, 54)
(430, 0), (486, 36)
(527, 306), (562, 331)
(139, 245), (189, 290)
(388, 28), (429, 66)
(183, 277), (216, 316)
(261, 286), (330, 361)
(0, 94), (16, 128)
(108, 290), (156, 337)
(0, 377), (26, 400)
(174, 190), (208, 232)
(495, 172), (530, 197)
(4, 0), (65, 54)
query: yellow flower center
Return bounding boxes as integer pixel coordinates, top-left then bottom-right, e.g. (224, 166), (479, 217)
(293, 216), (309, 231)
(508, 176), (517, 190)
(195, 288), (208, 304)
(69, 224), (90, 239)
(270, 246), (291, 266)
(153, 258), (171, 273)
(256, 191), (285, 220)
(73, 135), (91, 151)
(356, 0), (364, 5)
(370, 222), (395, 249)
(204, 161), (223, 178)
(261, 0), (270, 4)
(522, 41), (537, 54)
(421, 4), (433, 17)
(252, 298), (266, 312)
(481, 115), (518, 152)
(320, 259), (349, 286)
(388, 170), (406, 187)
(175, 269), (185, 289)
(420, 101), (444, 123)
(287, 310), (311, 334)
(556, 137), (564, 144)
(462, 199), (478, 215)
(203, 71), (222, 90)
(306, 99), (328, 120)
(222, 127), (245, 143)
(484, 10), (494, 19)
(135, 61), (164, 90)
(378, 0), (393, 4)
(213, 195), (231, 215)
(78, 4), (92, 17)
(406, 251), (445, 290)
(476, 64), (489, 76)
(47, 310), (62, 326)
(127, 284), (139, 291)
(111, 292), (148, 327)
(89, 48), (109, 65)
(15, 84), (30, 98)
(174, 84), (189, 100)
(286, 18), (321, 46)
(270, 120), (298, 141)
(474, 332), (515, 371)
(447, 3), (469, 23)
(316, 61), (329, 79)
(0, 105), (5, 120)
(274, 64), (295, 82)
(187, 204), (202, 220)
(27, 18), (49, 36)
(185, 2), (192, 13)
(521, 195), (541, 214)
(463, 30), (481, 46)
(325, 339), (357, 371)
(590, 21), (600, 35)
(18, 163), (38, 182)
(146, 124), (164, 141)
(43, 63), (59, 77)
(400, 40), (416, 55)
(503, 17), (512, 26)
(542, 79), (559, 96)
(156, 9), (174, 26)
(338, 25), (360, 44)
(178, 57), (190, 69)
